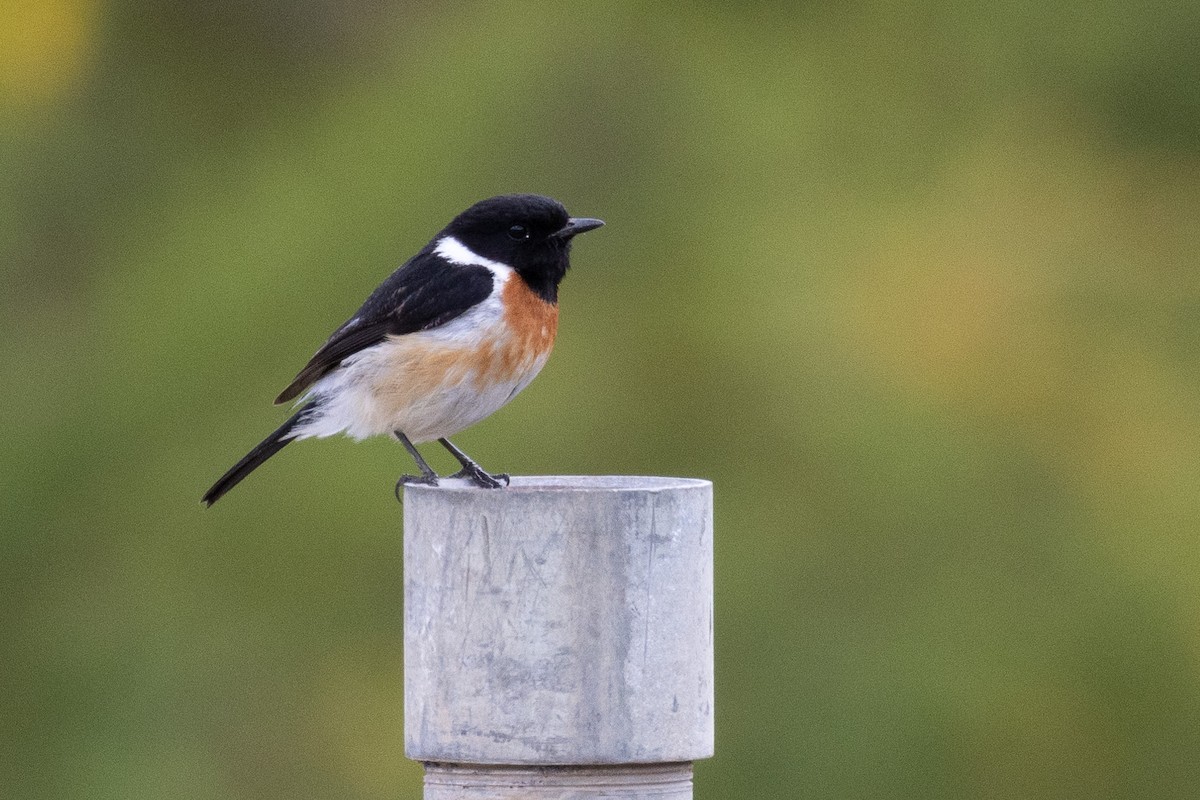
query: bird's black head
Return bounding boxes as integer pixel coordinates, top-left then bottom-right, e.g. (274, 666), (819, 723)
(442, 194), (603, 303)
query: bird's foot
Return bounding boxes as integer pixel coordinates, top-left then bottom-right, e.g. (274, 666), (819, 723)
(395, 472), (439, 502)
(449, 464), (510, 489)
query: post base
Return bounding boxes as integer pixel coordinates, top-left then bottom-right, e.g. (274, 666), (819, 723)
(422, 762), (694, 800)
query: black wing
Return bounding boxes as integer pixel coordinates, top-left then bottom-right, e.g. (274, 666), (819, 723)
(274, 250), (494, 404)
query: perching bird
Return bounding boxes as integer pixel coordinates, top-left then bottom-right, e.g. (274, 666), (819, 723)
(201, 194), (603, 506)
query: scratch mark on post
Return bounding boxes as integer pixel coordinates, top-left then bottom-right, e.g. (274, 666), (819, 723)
(481, 516), (493, 587)
(459, 517), (488, 662)
(520, 546), (548, 610)
(642, 498), (657, 668)
(520, 547), (549, 588)
(463, 550), (472, 606)
(459, 547), (473, 664)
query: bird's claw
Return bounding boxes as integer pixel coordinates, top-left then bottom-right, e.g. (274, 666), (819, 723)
(449, 465), (509, 489)
(395, 472), (439, 502)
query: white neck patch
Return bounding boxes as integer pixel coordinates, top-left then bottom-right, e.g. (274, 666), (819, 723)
(434, 236), (512, 279)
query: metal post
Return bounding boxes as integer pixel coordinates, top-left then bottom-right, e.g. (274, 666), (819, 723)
(403, 476), (714, 800)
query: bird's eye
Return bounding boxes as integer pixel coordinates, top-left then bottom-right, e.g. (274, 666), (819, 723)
(508, 224), (530, 241)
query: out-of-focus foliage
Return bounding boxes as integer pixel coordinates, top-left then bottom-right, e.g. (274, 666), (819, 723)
(3, 0), (1199, 797)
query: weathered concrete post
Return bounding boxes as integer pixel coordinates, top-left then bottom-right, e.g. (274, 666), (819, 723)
(403, 476), (714, 799)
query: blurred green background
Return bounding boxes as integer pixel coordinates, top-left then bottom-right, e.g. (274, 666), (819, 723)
(4, 0), (1199, 797)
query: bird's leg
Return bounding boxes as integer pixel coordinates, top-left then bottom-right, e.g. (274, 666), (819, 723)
(438, 438), (510, 489)
(393, 431), (439, 500)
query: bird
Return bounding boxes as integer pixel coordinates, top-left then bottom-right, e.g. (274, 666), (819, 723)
(201, 194), (603, 506)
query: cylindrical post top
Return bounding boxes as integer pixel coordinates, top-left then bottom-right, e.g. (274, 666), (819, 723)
(407, 474), (708, 493)
(403, 476), (714, 766)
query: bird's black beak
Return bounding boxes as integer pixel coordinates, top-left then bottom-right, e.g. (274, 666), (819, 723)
(554, 217), (605, 239)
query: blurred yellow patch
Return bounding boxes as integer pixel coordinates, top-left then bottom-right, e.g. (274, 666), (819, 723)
(0, 0), (99, 103)
(839, 109), (1200, 427)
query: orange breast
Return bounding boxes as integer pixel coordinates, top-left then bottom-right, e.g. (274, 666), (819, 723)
(501, 275), (558, 356)
(464, 276), (558, 388)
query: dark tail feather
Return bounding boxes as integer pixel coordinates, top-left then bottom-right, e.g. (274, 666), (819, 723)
(201, 404), (314, 507)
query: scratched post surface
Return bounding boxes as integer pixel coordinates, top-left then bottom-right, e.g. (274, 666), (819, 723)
(403, 476), (713, 799)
